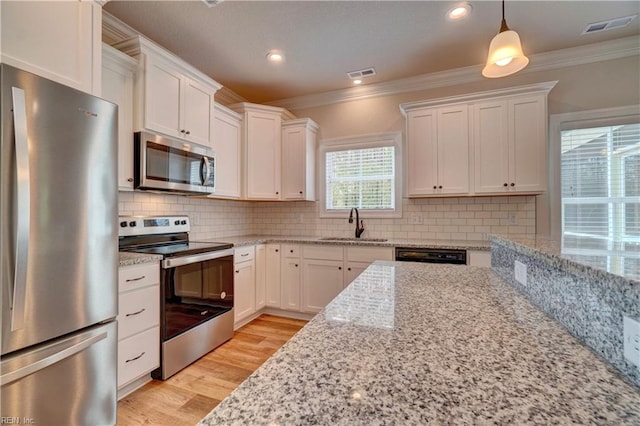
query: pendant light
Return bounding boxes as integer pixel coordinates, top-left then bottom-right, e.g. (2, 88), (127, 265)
(482, 0), (529, 78)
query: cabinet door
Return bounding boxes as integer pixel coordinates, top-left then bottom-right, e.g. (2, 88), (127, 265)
(265, 245), (282, 308)
(102, 46), (136, 191)
(246, 111), (282, 199)
(211, 107), (242, 198)
(255, 245), (266, 311)
(406, 109), (438, 195)
(183, 78), (213, 146)
(509, 95), (547, 193)
(282, 125), (307, 200)
(234, 260), (256, 324)
(280, 259), (301, 311)
(144, 57), (182, 138)
(302, 259), (344, 314)
(437, 105), (470, 195)
(473, 100), (510, 194)
(0, 1), (101, 95)
(345, 262), (370, 286)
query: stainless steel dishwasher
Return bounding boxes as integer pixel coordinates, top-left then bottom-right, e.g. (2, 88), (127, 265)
(395, 247), (467, 264)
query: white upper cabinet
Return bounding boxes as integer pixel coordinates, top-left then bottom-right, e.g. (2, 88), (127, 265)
(210, 103), (242, 199)
(229, 103), (295, 200)
(282, 118), (318, 201)
(405, 104), (470, 196)
(0, 0), (102, 95)
(473, 93), (549, 195)
(402, 81), (556, 197)
(102, 44), (137, 191)
(113, 36), (221, 146)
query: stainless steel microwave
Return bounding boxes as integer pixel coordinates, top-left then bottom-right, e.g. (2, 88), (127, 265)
(134, 131), (215, 195)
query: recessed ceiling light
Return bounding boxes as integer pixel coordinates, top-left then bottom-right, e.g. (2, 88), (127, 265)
(266, 51), (284, 63)
(446, 3), (472, 21)
(353, 79), (363, 85)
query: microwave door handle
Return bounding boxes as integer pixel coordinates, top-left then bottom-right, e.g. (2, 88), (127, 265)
(10, 87), (30, 332)
(201, 156), (210, 186)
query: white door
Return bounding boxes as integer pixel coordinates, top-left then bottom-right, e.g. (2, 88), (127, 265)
(183, 78), (213, 146)
(406, 109), (438, 195)
(234, 261), (255, 325)
(255, 245), (266, 311)
(437, 105), (470, 195)
(211, 108), (242, 198)
(265, 245), (282, 308)
(345, 262), (370, 286)
(145, 58), (182, 138)
(280, 258), (300, 311)
(301, 259), (344, 314)
(246, 111), (282, 199)
(282, 125), (306, 199)
(473, 100), (510, 194)
(509, 95), (547, 193)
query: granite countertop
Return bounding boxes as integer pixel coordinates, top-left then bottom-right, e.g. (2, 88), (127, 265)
(118, 251), (162, 267)
(200, 261), (640, 425)
(489, 234), (640, 285)
(209, 235), (490, 251)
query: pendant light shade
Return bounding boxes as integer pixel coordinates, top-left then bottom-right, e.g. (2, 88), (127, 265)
(482, 1), (529, 78)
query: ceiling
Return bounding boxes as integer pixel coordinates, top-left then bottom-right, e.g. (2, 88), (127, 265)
(104, 1), (640, 104)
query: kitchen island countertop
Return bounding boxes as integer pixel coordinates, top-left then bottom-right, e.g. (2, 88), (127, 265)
(199, 261), (640, 425)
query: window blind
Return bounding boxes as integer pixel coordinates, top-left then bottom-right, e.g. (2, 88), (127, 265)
(325, 146), (395, 210)
(560, 123), (640, 273)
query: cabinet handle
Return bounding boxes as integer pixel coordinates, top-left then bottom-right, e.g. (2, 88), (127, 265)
(127, 178), (134, 182)
(295, 264), (298, 267)
(510, 182), (515, 187)
(125, 275), (145, 283)
(125, 352), (146, 363)
(290, 250), (294, 253)
(235, 270), (240, 273)
(503, 183), (508, 187)
(276, 191), (279, 195)
(275, 249), (279, 252)
(180, 129), (186, 134)
(125, 308), (146, 317)
(299, 191), (303, 194)
(338, 267), (342, 270)
(186, 130), (191, 135)
(433, 186), (437, 190)
(348, 267), (351, 271)
(438, 185), (443, 189)
(240, 253), (249, 257)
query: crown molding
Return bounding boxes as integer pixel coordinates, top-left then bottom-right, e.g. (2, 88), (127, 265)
(228, 102), (296, 120)
(282, 117), (319, 131)
(267, 35), (640, 111)
(215, 87), (247, 107)
(102, 11), (138, 45)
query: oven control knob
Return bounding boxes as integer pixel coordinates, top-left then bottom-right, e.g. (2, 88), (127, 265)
(174, 220), (180, 225)
(180, 220), (187, 225)
(120, 221), (127, 228)
(129, 221), (136, 227)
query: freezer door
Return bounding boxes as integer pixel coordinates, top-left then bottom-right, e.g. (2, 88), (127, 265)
(1, 64), (118, 354)
(0, 321), (117, 425)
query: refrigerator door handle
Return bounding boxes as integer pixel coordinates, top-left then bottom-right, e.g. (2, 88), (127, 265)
(0, 331), (107, 386)
(10, 87), (30, 332)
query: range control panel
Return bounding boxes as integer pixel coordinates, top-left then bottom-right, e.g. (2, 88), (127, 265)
(118, 215), (190, 237)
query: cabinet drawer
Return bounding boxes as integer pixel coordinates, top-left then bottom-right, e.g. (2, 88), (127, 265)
(346, 246), (394, 262)
(234, 245), (255, 263)
(117, 327), (160, 388)
(303, 245), (343, 261)
(117, 285), (160, 341)
(118, 263), (159, 292)
(282, 244), (300, 258)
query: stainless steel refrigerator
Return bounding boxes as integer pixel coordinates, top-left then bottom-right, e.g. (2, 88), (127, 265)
(0, 64), (118, 425)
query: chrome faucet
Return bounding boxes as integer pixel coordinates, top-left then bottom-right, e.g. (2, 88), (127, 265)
(348, 208), (365, 238)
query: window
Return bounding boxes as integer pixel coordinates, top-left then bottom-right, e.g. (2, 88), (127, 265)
(320, 133), (402, 218)
(560, 122), (640, 275)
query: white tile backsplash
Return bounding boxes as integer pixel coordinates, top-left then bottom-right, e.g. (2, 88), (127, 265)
(119, 191), (536, 241)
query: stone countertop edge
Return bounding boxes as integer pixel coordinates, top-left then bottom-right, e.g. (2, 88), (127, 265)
(488, 234), (639, 287)
(118, 252), (162, 267)
(212, 235), (490, 251)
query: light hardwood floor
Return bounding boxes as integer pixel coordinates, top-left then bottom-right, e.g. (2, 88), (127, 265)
(116, 314), (308, 426)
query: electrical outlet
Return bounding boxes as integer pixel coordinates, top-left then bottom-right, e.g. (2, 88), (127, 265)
(514, 260), (527, 286)
(410, 213), (423, 225)
(623, 316), (640, 369)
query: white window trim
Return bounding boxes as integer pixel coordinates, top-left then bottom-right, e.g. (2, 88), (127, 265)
(540, 105), (640, 238)
(319, 132), (403, 219)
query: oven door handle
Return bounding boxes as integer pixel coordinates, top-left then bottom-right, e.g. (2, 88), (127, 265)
(162, 248), (234, 269)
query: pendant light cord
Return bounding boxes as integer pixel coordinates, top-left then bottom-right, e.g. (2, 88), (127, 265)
(499, 0), (510, 33)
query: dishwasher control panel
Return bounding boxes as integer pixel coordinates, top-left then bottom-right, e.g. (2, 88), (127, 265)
(395, 247), (467, 265)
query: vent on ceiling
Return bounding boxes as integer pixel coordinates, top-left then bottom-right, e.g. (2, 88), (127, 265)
(202, 0), (224, 7)
(347, 67), (376, 80)
(582, 14), (637, 35)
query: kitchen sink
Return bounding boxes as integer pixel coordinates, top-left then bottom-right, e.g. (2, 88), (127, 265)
(318, 237), (388, 242)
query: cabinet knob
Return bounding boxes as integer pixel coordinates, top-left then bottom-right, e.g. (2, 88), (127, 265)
(338, 267), (342, 270)
(295, 264), (298, 267)
(290, 249), (294, 253)
(275, 249), (279, 252)
(503, 183), (508, 187)
(276, 191), (279, 195)
(127, 178), (134, 182)
(510, 182), (515, 187)
(438, 185), (443, 189)
(299, 191), (303, 194)
(186, 130), (191, 135)
(348, 267), (351, 271)
(235, 270), (239, 273)
(180, 129), (186, 133)
(433, 186), (437, 190)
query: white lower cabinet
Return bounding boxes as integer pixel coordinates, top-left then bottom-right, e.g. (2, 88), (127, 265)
(234, 246), (256, 326)
(345, 246), (394, 285)
(280, 245), (302, 311)
(117, 262), (160, 399)
(265, 244), (282, 308)
(302, 259), (344, 314)
(255, 245), (266, 310)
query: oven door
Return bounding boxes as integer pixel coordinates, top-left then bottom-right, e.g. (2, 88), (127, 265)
(161, 249), (234, 341)
(134, 131), (215, 194)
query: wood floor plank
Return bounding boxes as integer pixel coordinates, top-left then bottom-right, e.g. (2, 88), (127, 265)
(116, 314), (306, 425)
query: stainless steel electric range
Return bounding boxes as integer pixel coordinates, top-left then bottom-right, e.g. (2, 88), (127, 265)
(118, 215), (234, 379)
